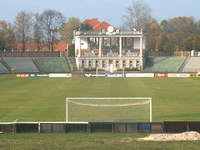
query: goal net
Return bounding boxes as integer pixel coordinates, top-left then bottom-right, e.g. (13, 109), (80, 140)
(66, 97), (152, 122)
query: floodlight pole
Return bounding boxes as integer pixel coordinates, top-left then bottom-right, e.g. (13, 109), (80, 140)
(66, 98), (69, 122)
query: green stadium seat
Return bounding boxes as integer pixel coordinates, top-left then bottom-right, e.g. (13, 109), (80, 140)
(3, 57), (39, 73)
(35, 57), (70, 73)
(144, 56), (186, 73)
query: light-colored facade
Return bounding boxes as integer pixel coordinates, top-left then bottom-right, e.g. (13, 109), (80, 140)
(74, 27), (145, 72)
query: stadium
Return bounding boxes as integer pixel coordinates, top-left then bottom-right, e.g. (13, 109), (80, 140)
(1, 26), (200, 123)
(1, 15), (200, 150)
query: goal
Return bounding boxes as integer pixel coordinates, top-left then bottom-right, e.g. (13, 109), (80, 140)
(65, 97), (152, 122)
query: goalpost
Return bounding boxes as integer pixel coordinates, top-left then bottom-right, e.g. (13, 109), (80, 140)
(65, 97), (152, 122)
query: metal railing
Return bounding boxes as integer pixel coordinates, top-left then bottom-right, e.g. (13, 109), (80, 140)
(0, 51), (63, 57)
(75, 31), (143, 36)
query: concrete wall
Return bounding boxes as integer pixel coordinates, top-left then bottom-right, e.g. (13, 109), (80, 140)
(77, 57), (142, 71)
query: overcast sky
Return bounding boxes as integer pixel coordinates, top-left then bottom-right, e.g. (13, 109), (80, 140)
(0, 0), (200, 26)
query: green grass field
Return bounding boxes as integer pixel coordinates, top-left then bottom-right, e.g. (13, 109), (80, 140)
(0, 133), (200, 150)
(0, 77), (200, 122)
(1, 77), (200, 150)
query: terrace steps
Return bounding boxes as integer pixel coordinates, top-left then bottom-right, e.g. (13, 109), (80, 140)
(0, 58), (11, 72)
(182, 57), (200, 73)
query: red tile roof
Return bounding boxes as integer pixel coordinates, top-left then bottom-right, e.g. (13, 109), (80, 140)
(84, 18), (100, 27)
(55, 42), (68, 51)
(93, 21), (112, 32)
(17, 42), (68, 51)
(83, 18), (115, 32)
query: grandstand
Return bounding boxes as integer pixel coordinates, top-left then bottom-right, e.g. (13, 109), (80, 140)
(0, 54), (71, 74)
(1, 51), (200, 74)
(181, 57), (200, 73)
(144, 56), (186, 73)
(35, 57), (70, 73)
(74, 28), (145, 72)
(3, 57), (39, 73)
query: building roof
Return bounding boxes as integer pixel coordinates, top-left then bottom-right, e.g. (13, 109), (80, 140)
(17, 42), (68, 51)
(55, 42), (68, 51)
(83, 18), (114, 32)
(84, 18), (100, 28)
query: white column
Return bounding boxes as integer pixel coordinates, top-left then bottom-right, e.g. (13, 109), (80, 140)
(99, 37), (102, 57)
(139, 37), (143, 57)
(76, 58), (80, 70)
(75, 49), (77, 57)
(139, 37), (143, 71)
(79, 37), (81, 57)
(119, 37), (122, 57)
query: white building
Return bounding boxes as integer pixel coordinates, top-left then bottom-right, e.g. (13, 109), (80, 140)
(74, 26), (146, 72)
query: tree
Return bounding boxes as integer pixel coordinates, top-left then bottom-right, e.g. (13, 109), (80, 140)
(14, 11), (32, 51)
(0, 21), (16, 51)
(33, 13), (44, 50)
(68, 44), (75, 57)
(157, 34), (172, 52)
(60, 17), (81, 44)
(40, 9), (65, 51)
(192, 35), (200, 51)
(160, 20), (171, 34)
(168, 17), (194, 34)
(123, 0), (154, 31)
(145, 22), (161, 51)
(162, 17), (195, 51)
(80, 23), (92, 31)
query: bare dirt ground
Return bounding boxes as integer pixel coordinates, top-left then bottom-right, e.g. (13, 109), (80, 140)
(103, 132), (200, 144)
(137, 131), (200, 141)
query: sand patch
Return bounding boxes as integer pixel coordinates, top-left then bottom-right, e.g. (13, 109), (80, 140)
(137, 131), (200, 141)
(103, 132), (200, 144)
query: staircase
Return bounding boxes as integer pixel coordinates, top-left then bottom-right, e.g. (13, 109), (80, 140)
(0, 58), (12, 72)
(32, 58), (42, 73)
(181, 57), (200, 73)
(66, 57), (78, 72)
(178, 56), (190, 72)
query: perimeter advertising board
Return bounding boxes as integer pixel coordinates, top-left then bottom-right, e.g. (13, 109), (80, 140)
(49, 74), (72, 78)
(126, 73), (154, 78)
(154, 73), (168, 78)
(168, 74), (190, 78)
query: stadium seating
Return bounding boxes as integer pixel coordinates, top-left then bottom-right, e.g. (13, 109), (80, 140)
(35, 57), (70, 73)
(144, 56), (186, 73)
(3, 57), (39, 73)
(84, 52), (96, 57)
(182, 57), (200, 72)
(0, 62), (9, 73)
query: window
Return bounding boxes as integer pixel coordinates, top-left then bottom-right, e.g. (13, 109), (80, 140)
(123, 60), (126, 67)
(95, 60), (98, 67)
(89, 60), (92, 67)
(102, 60), (105, 68)
(130, 60), (133, 67)
(116, 60), (119, 68)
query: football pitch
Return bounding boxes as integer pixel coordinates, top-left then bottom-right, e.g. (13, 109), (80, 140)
(0, 77), (200, 122)
(0, 133), (200, 150)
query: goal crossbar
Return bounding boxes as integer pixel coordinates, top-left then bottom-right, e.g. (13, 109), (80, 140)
(65, 97), (152, 122)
